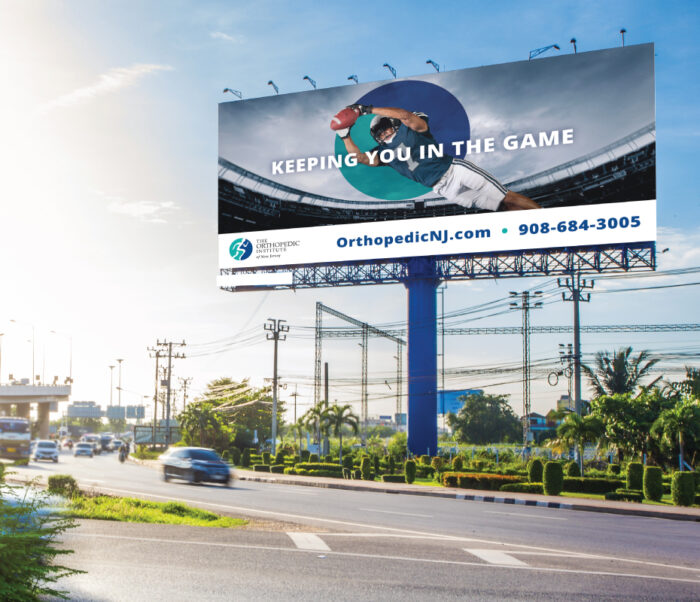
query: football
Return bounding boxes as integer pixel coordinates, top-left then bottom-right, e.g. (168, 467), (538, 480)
(330, 107), (359, 131)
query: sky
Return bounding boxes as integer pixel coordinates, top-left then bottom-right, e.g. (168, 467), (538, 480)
(0, 0), (699, 427)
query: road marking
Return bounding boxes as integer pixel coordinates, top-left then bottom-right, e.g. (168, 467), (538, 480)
(465, 549), (528, 566)
(63, 532), (700, 585)
(359, 508), (433, 518)
(79, 485), (700, 575)
(483, 511), (567, 521)
(287, 532), (330, 551)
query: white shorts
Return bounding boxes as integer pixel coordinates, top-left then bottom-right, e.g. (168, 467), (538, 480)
(433, 158), (507, 211)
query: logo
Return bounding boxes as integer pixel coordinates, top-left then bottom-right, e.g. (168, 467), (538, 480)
(229, 238), (253, 261)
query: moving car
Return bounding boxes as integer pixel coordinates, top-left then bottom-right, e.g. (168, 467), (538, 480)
(161, 447), (231, 486)
(80, 434), (101, 455)
(74, 442), (94, 457)
(31, 440), (59, 463)
(100, 434), (113, 452)
(110, 439), (124, 452)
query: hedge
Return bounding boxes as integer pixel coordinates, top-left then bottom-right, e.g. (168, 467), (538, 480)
(500, 482), (543, 494)
(241, 448), (251, 467)
(527, 458), (543, 483)
(442, 472), (524, 490)
(643, 466), (663, 502)
(0, 462), (5, 482)
(47, 474), (79, 498)
(607, 463), (621, 475)
(253, 464), (270, 472)
(431, 457), (445, 472)
(605, 489), (644, 503)
(381, 475), (406, 484)
(300, 450), (310, 462)
(543, 462), (563, 496)
(360, 457), (372, 480)
(452, 456), (464, 472)
(562, 477), (625, 494)
(672, 472), (695, 506)
(419, 455), (431, 466)
(416, 465), (435, 479)
(269, 464), (285, 474)
(261, 451), (271, 465)
(294, 462), (343, 473)
(565, 461), (581, 477)
(627, 462), (643, 490)
(405, 460), (417, 484)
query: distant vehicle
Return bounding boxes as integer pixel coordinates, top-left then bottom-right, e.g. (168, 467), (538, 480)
(111, 439), (123, 452)
(0, 417), (31, 460)
(80, 434), (102, 455)
(161, 447), (231, 486)
(32, 440), (59, 463)
(99, 434), (113, 452)
(74, 442), (94, 457)
(62, 438), (74, 449)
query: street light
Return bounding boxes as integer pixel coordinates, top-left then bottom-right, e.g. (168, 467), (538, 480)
(347, 74), (358, 84)
(570, 38), (577, 53)
(117, 359), (124, 407)
(426, 59), (440, 72)
(109, 365), (115, 406)
(10, 319), (34, 384)
(528, 44), (560, 60)
(222, 88), (242, 99)
(382, 63), (397, 78)
(620, 28), (627, 47)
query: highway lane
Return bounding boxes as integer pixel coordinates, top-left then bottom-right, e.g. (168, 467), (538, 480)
(8, 451), (700, 574)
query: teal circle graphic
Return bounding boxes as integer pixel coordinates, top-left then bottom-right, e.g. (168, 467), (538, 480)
(230, 238), (253, 261)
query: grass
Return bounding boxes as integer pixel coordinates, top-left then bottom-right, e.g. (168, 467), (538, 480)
(65, 496), (248, 528)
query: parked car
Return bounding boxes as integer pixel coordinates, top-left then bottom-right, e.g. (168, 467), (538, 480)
(160, 447), (231, 486)
(31, 440), (59, 463)
(74, 442), (94, 457)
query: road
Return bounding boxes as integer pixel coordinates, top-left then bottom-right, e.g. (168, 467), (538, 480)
(7, 451), (700, 600)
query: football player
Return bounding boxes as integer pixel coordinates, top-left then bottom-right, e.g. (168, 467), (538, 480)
(337, 104), (540, 211)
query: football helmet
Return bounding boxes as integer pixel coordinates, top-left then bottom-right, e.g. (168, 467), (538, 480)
(370, 115), (401, 144)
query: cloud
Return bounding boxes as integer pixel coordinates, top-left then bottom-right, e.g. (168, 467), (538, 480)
(92, 190), (178, 223)
(210, 31), (242, 43)
(39, 63), (174, 113)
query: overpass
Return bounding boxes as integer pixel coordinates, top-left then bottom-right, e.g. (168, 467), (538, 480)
(0, 384), (71, 438)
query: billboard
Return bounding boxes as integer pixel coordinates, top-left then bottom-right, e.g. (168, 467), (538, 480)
(218, 45), (655, 279)
(438, 389), (483, 415)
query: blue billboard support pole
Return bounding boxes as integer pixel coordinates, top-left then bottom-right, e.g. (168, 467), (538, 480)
(403, 257), (439, 456)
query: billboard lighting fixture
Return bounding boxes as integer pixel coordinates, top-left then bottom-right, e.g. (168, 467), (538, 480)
(620, 28), (627, 47)
(382, 63), (397, 78)
(426, 59), (440, 72)
(223, 88), (242, 99)
(347, 74), (358, 84)
(267, 80), (279, 94)
(303, 75), (317, 89)
(570, 38), (577, 53)
(528, 44), (560, 60)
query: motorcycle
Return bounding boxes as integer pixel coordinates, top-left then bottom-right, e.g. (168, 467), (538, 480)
(118, 447), (127, 463)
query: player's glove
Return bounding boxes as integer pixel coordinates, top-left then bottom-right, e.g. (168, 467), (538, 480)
(347, 103), (373, 116)
(336, 127), (351, 139)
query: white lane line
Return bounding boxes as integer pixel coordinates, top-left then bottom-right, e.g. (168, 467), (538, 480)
(359, 508), (433, 518)
(87, 485), (700, 575)
(62, 533), (700, 585)
(287, 532), (330, 551)
(465, 549), (528, 567)
(483, 511), (567, 521)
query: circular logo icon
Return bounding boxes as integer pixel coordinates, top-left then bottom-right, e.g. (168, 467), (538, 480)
(229, 238), (253, 261)
(335, 80), (470, 201)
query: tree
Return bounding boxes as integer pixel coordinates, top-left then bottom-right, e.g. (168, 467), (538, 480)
(290, 418), (306, 452)
(326, 404), (359, 464)
(663, 366), (700, 399)
(556, 414), (603, 475)
(650, 397), (700, 470)
(303, 400), (331, 453)
(582, 347), (659, 397)
(446, 392), (521, 444)
(387, 431), (407, 460)
(177, 401), (230, 449)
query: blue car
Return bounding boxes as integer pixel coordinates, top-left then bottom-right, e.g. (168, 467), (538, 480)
(160, 447), (231, 486)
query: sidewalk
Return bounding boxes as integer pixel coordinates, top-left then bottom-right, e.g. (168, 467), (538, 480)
(131, 457), (700, 522)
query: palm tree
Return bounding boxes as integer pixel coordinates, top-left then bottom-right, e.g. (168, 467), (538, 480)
(582, 347), (659, 397)
(326, 404), (359, 464)
(663, 367), (700, 400)
(303, 400), (331, 455)
(556, 413), (603, 475)
(290, 418), (306, 453)
(178, 402), (220, 447)
(650, 398), (700, 470)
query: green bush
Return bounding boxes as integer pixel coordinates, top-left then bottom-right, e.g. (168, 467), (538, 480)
(565, 461), (581, 477)
(416, 465), (435, 479)
(342, 467), (351, 479)
(527, 458), (543, 483)
(300, 449), (310, 462)
(562, 477), (625, 494)
(269, 464), (285, 474)
(341, 454), (353, 469)
(47, 474), (79, 498)
(672, 472), (696, 506)
(373, 455), (380, 475)
(294, 462), (343, 475)
(431, 456), (444, 473)
(607, 463), (621, 476)
(500, 482), (543, 494)
(275, 450), (286, 465)
(543, 462), (564, 496)
(324, 454), (333, 463)
(309, 453), (319, 463)
(240, 448), (251, 468)
(351, 469), (362, 480)
(627, 462), (643, 490)
(441, 472), (523, 490)
(360, 457), (372, 480)
(261, 451), (270, 465)
(419, 455), (431, 466)
(0, 462), (5, 482)
(387, 455), (396, 474)
(405, 459), (417, 484)
(452, 456), (464, 472)
(605, 489), (644, 502)
(643, 466), (663, 502)
(283, 467), (296, 475)
(381, 475), (406, 483)
(253, 464), (270, 472)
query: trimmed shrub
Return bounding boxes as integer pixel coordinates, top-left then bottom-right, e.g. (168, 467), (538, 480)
(309, 453), (319, 463)
(405, 459), (417, 484)
(431, 457), (444, 473)
(543, 462), (564, 496)
(452, 456), (464, 472)
(373, 455), (380, 475)
(0, 462), (5, 482)
(605, 489), (644, 503)
(300, 449), (310, 462)
(229, 447), (241, 466)
(672, 472), (696, 507)
(360, 457), (372, 480)
(565, 461), (581, 477)
(419, 455), (431, 466)
(342, 467), (350, 479)
(500, 482), (544, 494)
(261, 451), (271, 465)
(643, 466), (663, 502)
(626, 462), (643, 491)
(416, 465), (435, 479)
(342, 454), (354, 469)
(527, 458), (543, 483)
(294, 469), (343, 478)
(294, 462), (343, 474)
(441, 472), (523, 490)
(562, 477), (625, 494)
(241, 448), (251, 468)
(292, 455), (301, 465)
(283, 467), (296, 475)
(253, 464), (270, 472)
(387, 455), (396, 474)
(352, 469), (362, 480)
(381, 475), (406, 483)
(47, 474), (79, 498)
(269, 464), (285, 474)
(274, 450), (286, 465)
(324, 454), (333, 463)
(607, 463), (621, 476)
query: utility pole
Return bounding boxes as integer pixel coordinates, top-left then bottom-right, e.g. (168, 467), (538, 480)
(264, 319), (287, 455)
(559, 343), (574, 409)
(290, 384), (299, 424)
(116, 358), (124, 406)
(154, 340), (186, 446)
(438, 284), (446, 430)
(559, 274), (594, 415)
(510, 291), (542, 451)
(109, 365), (115, 406)
(147, 348), (163, 446)
(179, 377), (192, 412)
